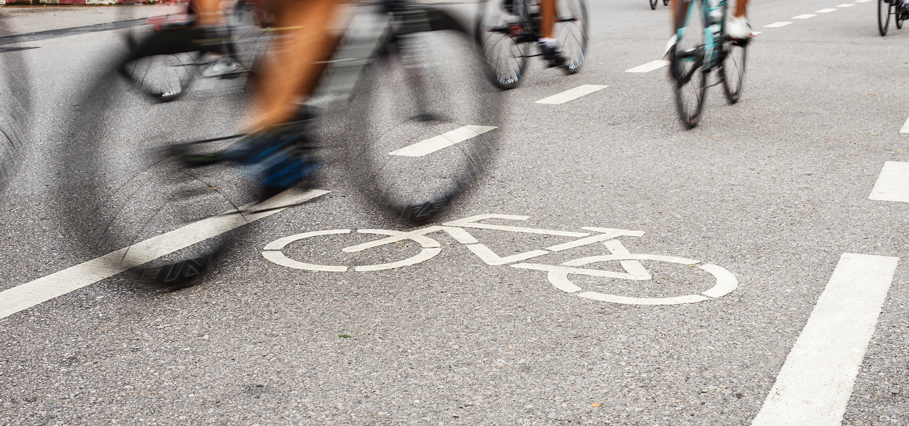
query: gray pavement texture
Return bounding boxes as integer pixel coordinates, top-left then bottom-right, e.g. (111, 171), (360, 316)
(1, 0), (909, 425)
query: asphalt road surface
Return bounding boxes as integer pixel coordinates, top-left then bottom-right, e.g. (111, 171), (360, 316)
(2, 0), (909, 424)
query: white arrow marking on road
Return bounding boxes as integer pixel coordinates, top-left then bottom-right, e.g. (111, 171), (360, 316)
(764, 22), (792, 28)
(388, 125), (497, 157)
(752, 253), (899, 426)
(869, 161), (909, 202)
(625, 60), (668, 73)
(899, 116), (909, 134)
(0, 189), (328, 321)
(535, 85), (608, 105)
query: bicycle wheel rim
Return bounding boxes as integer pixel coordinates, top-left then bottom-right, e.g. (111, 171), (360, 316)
(721, 39), (747, 104)
(56, 39), (262, 286)
(475, 0), (532, 90)
(555, 0), (588, 74)
(671, 1), (708, 129)
(879, 0), (892, 36)
(345, 11), (503, 223)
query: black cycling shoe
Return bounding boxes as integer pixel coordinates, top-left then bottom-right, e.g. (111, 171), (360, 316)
(540, 43), (566, 68)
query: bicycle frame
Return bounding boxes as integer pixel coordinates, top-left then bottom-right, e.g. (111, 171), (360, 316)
(675, 0), (729, 73)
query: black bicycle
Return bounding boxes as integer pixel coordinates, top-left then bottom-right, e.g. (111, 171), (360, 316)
(121, 0), (270, 102)
(669, 0), (748, 128)
(57, 0), (502, 286)
(879, 0), (908, 36)
(475, 0), (588, 90)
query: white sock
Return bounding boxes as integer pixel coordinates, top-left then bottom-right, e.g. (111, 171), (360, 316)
(539, 37), (557, 48)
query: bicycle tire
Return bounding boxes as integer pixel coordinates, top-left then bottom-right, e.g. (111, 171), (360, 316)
(55, 34), (264, 286)
(555, 0), (588, 74)
(880, 0), (893, 36)
(650, 0), (658, 10)
(475, 0), (533, 90)
(664, 0), (669, 5)
(898, 6), (905, 29)
(0, 12), (32, 196)
(670, 0), (708, 129)
(720, 37), (747, 104)
(344, 10), (502, 223)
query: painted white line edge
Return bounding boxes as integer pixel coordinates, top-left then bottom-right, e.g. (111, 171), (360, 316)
(0, 189), (329, 321)
(816, 8), (838, 12)
(535, 84), (608, 105)
(869, 161), (909, 202)
(764, 22), (792, 28)
(625, 60), (668, 73)
(752, 253), (899, 426)
(388, 125), (497, 157)
(837, 3), (856, 7)
(900, 115), (909, 134)
(793, 14), (816, 19)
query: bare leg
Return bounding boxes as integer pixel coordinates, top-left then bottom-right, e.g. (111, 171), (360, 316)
(540, 0), (556, 39)
(734, 0), (749, 18)
(250, 0), (344, 131)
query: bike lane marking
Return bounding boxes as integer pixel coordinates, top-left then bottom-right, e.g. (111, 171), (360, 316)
(752, 253), (898, 426)
(869, 161), (909, 202)
(764, 22), (792, 28)
(387, 125), (497, 157)
(535, 85), (608, 105)
(625, 60), (668, 73)
(0, 189), (329, 321)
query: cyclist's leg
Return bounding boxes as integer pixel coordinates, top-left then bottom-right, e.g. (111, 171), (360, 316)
(538, 0), (566, 66)
(227, 0), (344, 194)
(733, 0), (749, 18)
(251, 0), (344, 131)
(666, 0), (691, 56)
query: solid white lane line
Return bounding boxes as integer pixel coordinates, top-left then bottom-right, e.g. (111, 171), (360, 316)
(388, 125), (496, 157)
(816, 8), (838, 12)
(625, 60), (668, 73)
(752, 253), (899, 426)
(764, 22), (792, 28)
(535, 84), (608, 104)
(0, 189), (328, 321)
(869, 161), (909, 202)
(837, 3), (856, 7)
(793, 14), (817, 19)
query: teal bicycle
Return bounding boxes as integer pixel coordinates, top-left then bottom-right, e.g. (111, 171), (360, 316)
(669, 0), (748, 128)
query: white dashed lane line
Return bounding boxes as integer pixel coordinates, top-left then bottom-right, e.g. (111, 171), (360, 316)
(0, 189), (329, 321)
(535, 84), (608, 104)
(816, 8), (838, 12)
(838, 3), (856, 7)
(388, 125), (497, 157)
(625, 60), (668, 73)
(869, 161), (909, 202)
(752, 253), (899, 426)
(793, 14), (816, 19)
(764, 22), (792, 28)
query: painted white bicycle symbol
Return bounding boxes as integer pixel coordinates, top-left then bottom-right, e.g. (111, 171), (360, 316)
(261, 214), (737, 305)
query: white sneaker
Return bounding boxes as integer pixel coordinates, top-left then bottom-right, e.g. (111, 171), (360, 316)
(202, 58), (242, 78)
(663, 34), (677, 58)
(725, 15), (752, 40)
